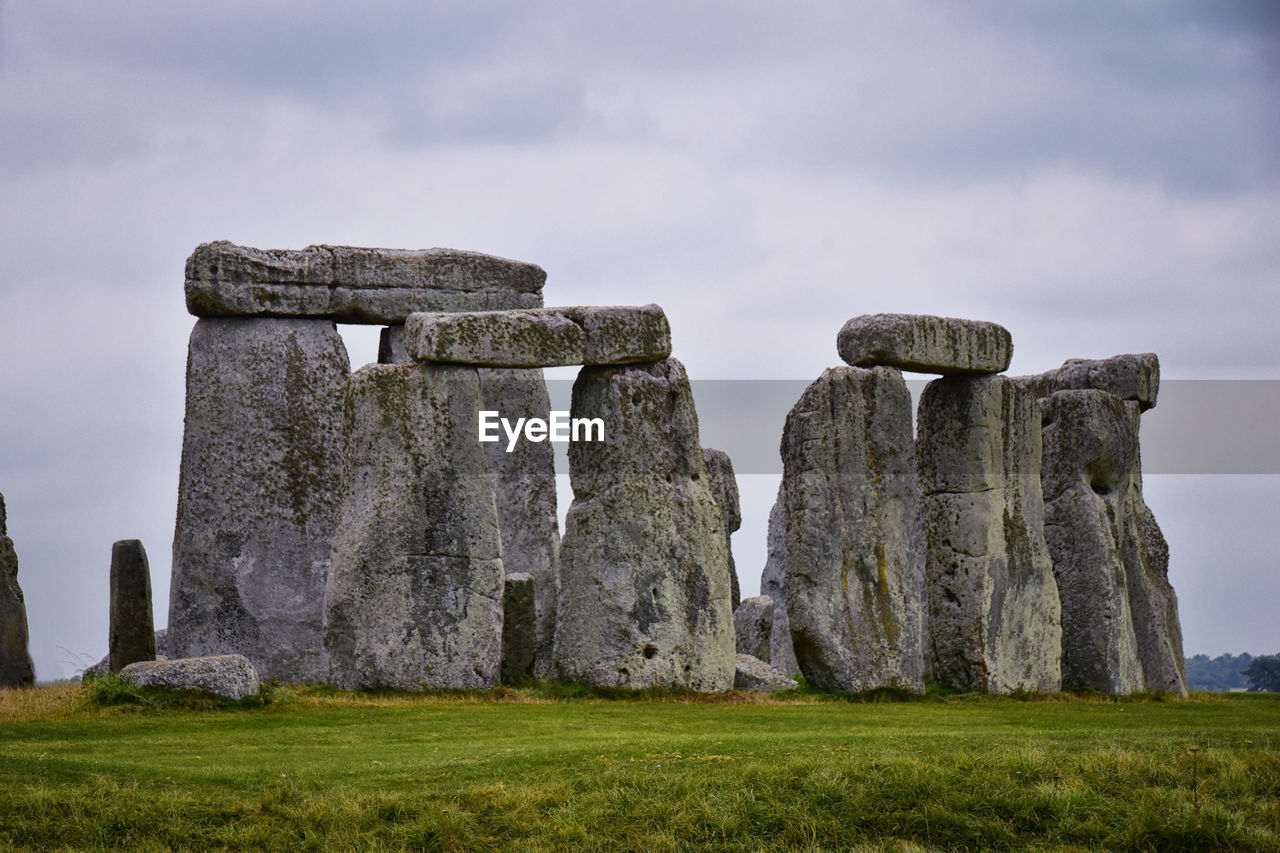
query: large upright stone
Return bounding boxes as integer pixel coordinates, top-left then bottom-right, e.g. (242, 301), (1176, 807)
(404, 304), (672, 367)
(837, 314), (1012, 375)
(324, 364), (504, 691)
(917, 376), (1062, 693)
(760, 482), (799, 677)
(781, 367), (925, 693)
(553, 358), (735, 691)
(733, 595), (773, 661)
(477, 368), (560, 678)
(0, 493), (35, 688)
(170, 318), (349, 683)
(702, 448), (742, 607)
(109, 540), (156, 674)
(500, 573), (536, 685)
(186, 242), (545, 323)
(1040, 390), (1145, 694)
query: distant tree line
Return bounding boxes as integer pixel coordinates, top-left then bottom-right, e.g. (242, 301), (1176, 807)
(1184, 652), (1280, 692)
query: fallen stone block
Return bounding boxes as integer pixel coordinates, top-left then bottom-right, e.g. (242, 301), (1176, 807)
(733, 596), (773, 662)
(0, 492), (34, 688)
(404, 304), (671, 367)
(185, 241), (545, 323)
(120, 654), (260, 701)
(553, 358), (735, 691)
(734, 654), (798, 692)
(109, 540), (156, 674)
(837, 314), (1012, 374)
(917, 375), (1062, 694)
(781, 366), (926, 693)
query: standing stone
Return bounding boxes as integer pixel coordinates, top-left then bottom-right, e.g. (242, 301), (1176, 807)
(1120, 411), (1188, 695)
(553, 358), (735, 691)
(1040, 390), (1145, 694)
(837, 314), (1012, 375)
(378, 325), (408, 364)
(0, 493), (35, 688)
(703, 448), (742, 607)
(109, 540), (156, 674)
(501, 573), (536, 685)
(170, 318), (349, 683)
(781, 366), (925, 693)
(917, 376), (1062, 694)
(760, 483), (799, 677)
(324, 364), (504, 691)
(733, 596), (774, 662)
(478, 368), (560, 678)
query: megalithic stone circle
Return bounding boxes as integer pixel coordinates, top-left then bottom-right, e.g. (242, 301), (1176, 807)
(553, 357), (735, 691)
(781, 366), (926, 693)
(109, 539), (156, 674)
(0, 493), (35, 688)
(169, 317), (350, 682)
(324, 363), (505, 691)
(917, 375), (1062, 693)
(702, 448), (743, 608)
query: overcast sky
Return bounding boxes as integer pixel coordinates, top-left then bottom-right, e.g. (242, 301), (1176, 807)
(1, 2), (1277, 681)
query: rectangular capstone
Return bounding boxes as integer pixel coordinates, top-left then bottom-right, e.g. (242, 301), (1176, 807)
(405, 304), (671, 367)
(185, 241), (546, 324)
(837, 313), (1012, 375)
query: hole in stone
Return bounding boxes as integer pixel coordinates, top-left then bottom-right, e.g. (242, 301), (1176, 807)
(1090, 480), (1113, 496)
(643, 645), (658, 659)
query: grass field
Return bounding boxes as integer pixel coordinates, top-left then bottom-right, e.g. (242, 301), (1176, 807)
(1, 682), (1277, 851)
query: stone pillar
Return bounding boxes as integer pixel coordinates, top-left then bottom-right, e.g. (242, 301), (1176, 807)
(759, 483), (799, 677)
(703, 448), (742, 608)
(324, 363), (504, 691)
(500, 573), (537, 685)
(1040, 390), (1145, 694)
(0, 493), (34, 688)
(109, 539), (156, 673)
(733, 595), (773, 662)
(553, 358), (735, 691)
(780, 366), (925, 693)
(917, 376), (1061, 693)
(169, 318), (349, 683)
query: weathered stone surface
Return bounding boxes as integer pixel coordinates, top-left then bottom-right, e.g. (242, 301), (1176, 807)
(837, 314), (1012, 375)
(121, 654), (260, 700)
(1013, 353), (1160, 411)
(1040, 390), (1144, 694)
(324, 364), (504, 691)
(760, 483), (799, 677)
(917, 376), (1062, 694)
(0, 494), (34, 688)
(703, 448), (742, 607)
(733, 596), (773, 661)
(406, 309), (586, 367)
(1120, 411), (1188, 695)
(378, 325), (408, 364)
(553, 358), (735, 691)
(169, 318), (349, 683)
(109, 540), (156, 674)
(501, 573), (536, 685)
(734, 654), (798, 692)
(186, 242), (545, 323)
(154, 628), (170, 659)
(478, 368), (560, 678)
(781, 366), (925, 693)
(404, 305), (671, 367)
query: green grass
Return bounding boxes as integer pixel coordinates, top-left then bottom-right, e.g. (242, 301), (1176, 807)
(1, 684), (1277, 851)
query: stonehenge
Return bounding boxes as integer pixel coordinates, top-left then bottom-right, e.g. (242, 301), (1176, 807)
(1, 493), (35, 688)
(109, 540), (156, 674)
(160, 239), (1187, 698)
